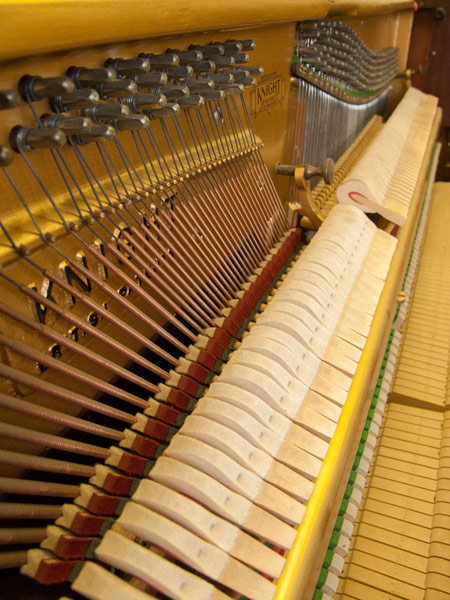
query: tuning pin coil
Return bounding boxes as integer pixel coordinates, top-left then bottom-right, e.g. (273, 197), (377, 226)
(19, 75), (75, 101)
(10, 126), (67, 152)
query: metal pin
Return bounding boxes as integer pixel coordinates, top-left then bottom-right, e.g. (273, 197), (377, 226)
(228, 39), (255, 51)
(67, 66), (116, 86)
(163, 65), (194, 79)
(97, 79), (138, 98)
(206, 72), (234, 84)
(182, 78), (214, 93)
(145, 103), (181, 119)
(78, 123), (116, 143)
(236, 65), (264, 76)
(0, 89), (20, 109)
(51, 88), (100, 111)
(113, 115), (151, 130)
(85, 103), (131, 121)
(41, 114), (93, 136)
(140, 53), (179, 68)
(134, 71), (168, 88)
(127, 92), (167, 110)
(166, 48), (203, 63)
(19, 75), (75, 101)
(105, 57), (150, 75)
(9, 126), (66, 152)
(213, 55), (235, 67)
(178, 96), (205, 108)
(190, 60), (216, 73)
(154, 85), (190, 99)
(226, 52), (250, 63)
(190, 44), (224, 57)
(0, 146), (13, 166)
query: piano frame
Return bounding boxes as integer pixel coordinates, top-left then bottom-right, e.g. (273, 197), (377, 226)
(0, 2), (442, 599)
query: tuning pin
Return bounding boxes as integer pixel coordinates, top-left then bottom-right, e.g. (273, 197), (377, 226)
(10, 126), (66, 152)
(50, 88), (100, 111)
(190, 60), (216, 73)
(134, 71), (169, 88)
(225, 70), (256, 86)
(178, 95), (205, 108)
(205, 72), (234, 84)
(105, 57), (150, 75)
(0, 146), (14, 166)
(220, 41), (243, 53)
(112, 114), (151, 130)
(140, 53), (179, 68)
(236, 65), (264, 76)
(164, 66), (194, 79)
(215, 83), (245, 95)
(126, 93), (167, 110)
(166, 49), (203, 63)
(190, 44), (224, 57)
(212, 55), (235, 68)
(226, 52), (250, 63)
(199, 89), (226, 101)
(78, 123), (116, 143)
(182, 78), (214, 93)
(227, 39), (255, 51)
(19, 75), (75, 101)
(145, 103), (181, 119)
(0, 89), (20, 110)
(67, 66), (116, 87)
(85, 103), (131, 121)
(155, 85), (189, 99)
(41, 114), (94, 135)
(96, 79), (137, 98)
